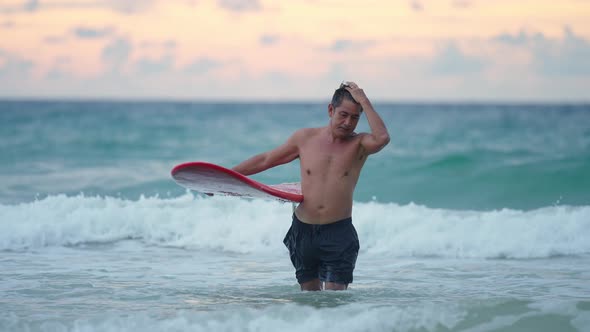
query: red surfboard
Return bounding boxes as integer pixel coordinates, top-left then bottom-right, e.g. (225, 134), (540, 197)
(171, 162), (303, 203)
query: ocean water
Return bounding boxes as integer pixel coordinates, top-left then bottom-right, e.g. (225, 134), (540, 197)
(1, 100), (589, 332)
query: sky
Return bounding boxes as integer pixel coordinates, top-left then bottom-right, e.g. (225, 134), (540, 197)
(1, 0), (589, 101)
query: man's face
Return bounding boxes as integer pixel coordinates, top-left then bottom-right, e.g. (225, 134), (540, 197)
(329, 99), (361, 138)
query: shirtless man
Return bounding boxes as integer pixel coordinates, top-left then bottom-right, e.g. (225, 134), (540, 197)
(232, 81), (390, 291)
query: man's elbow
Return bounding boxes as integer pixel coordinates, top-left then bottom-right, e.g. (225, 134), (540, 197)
(367, 133), (390, 154)
(260, 153), (275, 171)
(378, 133), (390, 147)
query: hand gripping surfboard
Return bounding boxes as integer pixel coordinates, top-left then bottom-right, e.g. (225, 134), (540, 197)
(171, 162), (303, 203)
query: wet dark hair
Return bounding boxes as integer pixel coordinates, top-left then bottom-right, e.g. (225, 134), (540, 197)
(331, 87), (362, 112)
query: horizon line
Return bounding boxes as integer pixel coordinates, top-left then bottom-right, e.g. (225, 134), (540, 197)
(1, 96), (589, 106)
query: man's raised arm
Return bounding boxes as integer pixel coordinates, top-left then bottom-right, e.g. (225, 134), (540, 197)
(344, 82), (390, 154)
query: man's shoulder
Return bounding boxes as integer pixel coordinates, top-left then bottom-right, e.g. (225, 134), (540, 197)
(348, 132), (368, 140)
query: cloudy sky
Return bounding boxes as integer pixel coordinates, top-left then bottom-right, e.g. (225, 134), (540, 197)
(1, 0), (589, 101)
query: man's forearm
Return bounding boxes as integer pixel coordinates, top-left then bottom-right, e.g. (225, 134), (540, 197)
(360, 98), (390, 143)
(343, 81), (390, 144)
(232, 153), (268, 175)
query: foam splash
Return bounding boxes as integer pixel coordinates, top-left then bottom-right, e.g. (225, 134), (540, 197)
(1, 194), (589, 258)
(355, 201), (590, 258)
(3, 300), (587, 332)
(0, 303), (466, 332)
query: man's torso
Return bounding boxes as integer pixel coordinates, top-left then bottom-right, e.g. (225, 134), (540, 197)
(295, 127), (367, 224)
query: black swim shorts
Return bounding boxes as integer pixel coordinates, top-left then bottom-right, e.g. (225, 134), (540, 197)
(283, 214), (360, 285)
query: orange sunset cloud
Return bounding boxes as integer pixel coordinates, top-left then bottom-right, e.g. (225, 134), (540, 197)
(1, 0), (589, 100)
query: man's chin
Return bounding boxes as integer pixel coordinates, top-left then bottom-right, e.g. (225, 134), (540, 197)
(333, 128), (351, 138)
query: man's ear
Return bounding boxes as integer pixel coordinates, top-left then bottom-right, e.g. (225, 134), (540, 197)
(328, 103), (334, 117)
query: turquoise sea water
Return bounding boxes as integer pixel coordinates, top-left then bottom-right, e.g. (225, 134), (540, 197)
(1, 100), (589, 331)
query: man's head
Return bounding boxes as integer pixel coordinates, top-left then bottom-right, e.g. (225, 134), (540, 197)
(330, 86), (362, 112)
(328, 85), (362, 138)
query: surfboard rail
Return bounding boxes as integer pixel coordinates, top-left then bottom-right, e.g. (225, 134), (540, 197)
(171, 161), (303, 203)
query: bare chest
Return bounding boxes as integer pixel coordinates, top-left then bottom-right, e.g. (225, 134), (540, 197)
(299, 138), (365, 177)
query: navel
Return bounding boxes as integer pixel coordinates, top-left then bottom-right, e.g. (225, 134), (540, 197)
(342, 171), (349, 177)
(306, 169), (311, 175)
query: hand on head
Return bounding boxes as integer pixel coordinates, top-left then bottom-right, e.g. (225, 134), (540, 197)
(339, 81), (367, 104)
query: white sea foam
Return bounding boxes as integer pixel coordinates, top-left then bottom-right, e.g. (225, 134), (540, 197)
(1, 194), (589, 258)
(355, 201), (590, 258)
(0, 303), (466, 332)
